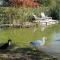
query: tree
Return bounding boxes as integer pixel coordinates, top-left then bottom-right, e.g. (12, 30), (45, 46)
(49, 4), (60, 20)
(33, 0), (51, 6)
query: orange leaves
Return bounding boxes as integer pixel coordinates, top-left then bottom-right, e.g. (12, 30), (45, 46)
(10, 0), (39, 8)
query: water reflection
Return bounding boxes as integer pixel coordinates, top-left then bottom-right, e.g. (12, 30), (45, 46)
(50, 32), (60, 47)
(42, 32), (60, 58)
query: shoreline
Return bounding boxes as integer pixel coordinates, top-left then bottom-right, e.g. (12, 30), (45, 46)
(0, 48), (58, 60)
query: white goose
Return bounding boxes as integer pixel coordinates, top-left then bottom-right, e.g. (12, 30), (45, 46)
(31, 37), (46, 48)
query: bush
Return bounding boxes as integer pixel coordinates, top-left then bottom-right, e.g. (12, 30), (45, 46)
(34, 0), (51, 6)
(49, 4), (60, 20)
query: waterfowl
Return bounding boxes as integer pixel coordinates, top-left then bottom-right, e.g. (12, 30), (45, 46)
(30, 37), (46, 48)
(0, 39), (12, 50)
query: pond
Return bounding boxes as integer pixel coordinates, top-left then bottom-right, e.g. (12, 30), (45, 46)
(41, 32), (60, 58)
(0, 25), (60, 58)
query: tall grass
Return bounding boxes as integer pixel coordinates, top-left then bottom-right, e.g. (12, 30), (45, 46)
(0, 7), (49, 23)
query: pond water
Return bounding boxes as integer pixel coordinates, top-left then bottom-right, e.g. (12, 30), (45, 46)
(41, 32), (60, 58)
(0, 27), (60, 58)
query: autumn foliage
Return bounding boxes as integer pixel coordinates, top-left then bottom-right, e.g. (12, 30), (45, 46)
(10, 0), (39, 8)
